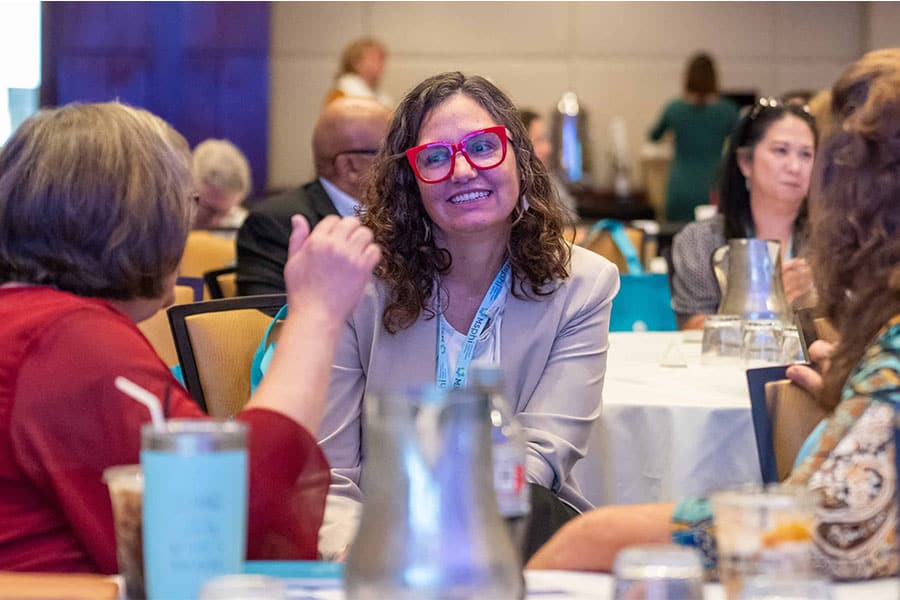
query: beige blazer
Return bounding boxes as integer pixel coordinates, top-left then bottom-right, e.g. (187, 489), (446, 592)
(317, 245), (619, 553)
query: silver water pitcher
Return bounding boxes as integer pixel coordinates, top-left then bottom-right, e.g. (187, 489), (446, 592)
(712, 238), (792, 321)
(345, 386), (524, 600)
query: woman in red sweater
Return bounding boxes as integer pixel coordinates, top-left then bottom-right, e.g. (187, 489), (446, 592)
(0, 102), (380, 573)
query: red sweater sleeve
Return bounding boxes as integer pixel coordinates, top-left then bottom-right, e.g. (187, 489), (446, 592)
(10, 304), (328, 572)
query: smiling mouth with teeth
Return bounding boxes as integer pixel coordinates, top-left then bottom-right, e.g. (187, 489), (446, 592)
(449, 190), (491, 204)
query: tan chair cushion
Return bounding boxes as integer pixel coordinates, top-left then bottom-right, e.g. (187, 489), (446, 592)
(184, 308), (273, 418)
(217, 271), (238, 298)
(764, 379), (830, 481)
(138, 285), (196, 367)
(0, 572), (119, 599)
(179, 231), (236, 280)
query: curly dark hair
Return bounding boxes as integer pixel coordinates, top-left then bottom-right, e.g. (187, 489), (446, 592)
(809, 49), (900, 409)
(362, 72), (571, 333)
(718, 101), (818, 241)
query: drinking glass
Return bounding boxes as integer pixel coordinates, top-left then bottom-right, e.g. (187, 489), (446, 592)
(741, 320), (784, 366)
(103, 464), (145, 600)
(711, 484), (816, 600)
(701, 314), (743, 365)
(779, 325), (806, 364)
(738, 576), (833, 599)
(141, 420), (248, 600)
(613, 544), (704, 599)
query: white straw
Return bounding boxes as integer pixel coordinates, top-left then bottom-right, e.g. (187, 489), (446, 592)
(115, 376), (166, 431)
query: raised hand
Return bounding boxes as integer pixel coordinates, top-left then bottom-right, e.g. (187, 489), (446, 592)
(782, 257), (817, 310)
(283, 215), (381, 323)
(786, 339), (835, 396)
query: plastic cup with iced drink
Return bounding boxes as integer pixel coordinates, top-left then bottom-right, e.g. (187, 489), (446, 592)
(711, 484), (816, 600)
(103, 464), (145, 600)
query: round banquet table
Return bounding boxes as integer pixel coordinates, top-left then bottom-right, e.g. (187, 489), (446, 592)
(571, 331), (764, 507)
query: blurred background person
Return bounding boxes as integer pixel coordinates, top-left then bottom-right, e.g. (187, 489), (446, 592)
(519, 108), (578, 224)
(191, 138), (252, 230)
(670, 99), (818, 329)
(237, 97), (391, 296)
(326, 37), (392, 108)
(648, 52), (739, 222)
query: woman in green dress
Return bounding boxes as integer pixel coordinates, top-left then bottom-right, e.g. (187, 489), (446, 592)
(649, 52), (739, 222)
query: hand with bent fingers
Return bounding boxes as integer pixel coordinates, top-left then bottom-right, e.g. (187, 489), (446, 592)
(283, 215), (381, 322)
(786, 339), (835, 396)
(782, 258), (818, 310)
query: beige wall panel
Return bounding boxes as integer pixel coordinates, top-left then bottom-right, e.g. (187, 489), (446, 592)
(573, 61), (685, 187)
(718, 62), (776, 95)
(774, 3), (861, 60)
(866, 3), (900, 50)
(573, 2), (776, 59)
(268, 58), (333, 187)
(774, 63), (850, 96)
(271, 2), (366, 58)
(384, 59), (571, 118)
(371, 2), (569, 57)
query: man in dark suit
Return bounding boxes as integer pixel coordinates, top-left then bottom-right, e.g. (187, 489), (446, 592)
(237, 97), (391, 296)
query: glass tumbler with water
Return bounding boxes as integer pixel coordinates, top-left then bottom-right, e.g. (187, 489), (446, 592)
(613, 544), (704, 599)
(701, 314), (743, 365)
(741, 319), (784, 366)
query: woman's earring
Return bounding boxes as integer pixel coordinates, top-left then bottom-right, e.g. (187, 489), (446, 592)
(745, 178), (751, 192)
(422, 217), (432, 242)
(512, 194), (530, 225)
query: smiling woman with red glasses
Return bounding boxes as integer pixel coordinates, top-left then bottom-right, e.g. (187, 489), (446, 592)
(314, 71), (620, 560)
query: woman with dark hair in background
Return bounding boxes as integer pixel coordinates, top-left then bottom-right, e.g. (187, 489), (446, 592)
(315, 71), (619, 559)
(529, 47), (900, 582)
(648, 52), (739, 222)
(670, 99), (818, 329)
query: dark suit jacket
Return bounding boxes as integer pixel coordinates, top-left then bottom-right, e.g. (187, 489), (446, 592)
(236, 179), (338, 296)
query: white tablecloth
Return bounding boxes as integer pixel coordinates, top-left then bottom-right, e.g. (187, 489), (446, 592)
(276, 570), (900, 599)
(572, 331), (763, 506)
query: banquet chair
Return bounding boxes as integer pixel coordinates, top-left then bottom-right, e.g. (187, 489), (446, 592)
(203, 266), (238, 299)
(168, 294), (285, 417)
(751, 378), (829, 482)
(580, 224), (645, 274)
(178, 230), (236, 298)
(137, 284), (199, 367)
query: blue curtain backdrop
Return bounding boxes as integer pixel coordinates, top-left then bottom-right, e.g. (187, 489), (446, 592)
(42, 1), (270, 194)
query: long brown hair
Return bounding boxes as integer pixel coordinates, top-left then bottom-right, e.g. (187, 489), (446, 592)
(362, 72), (571, 333)
(810, 48), (900, 408)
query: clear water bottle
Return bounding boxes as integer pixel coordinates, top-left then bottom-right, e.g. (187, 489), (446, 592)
(470, 365), (531, 552)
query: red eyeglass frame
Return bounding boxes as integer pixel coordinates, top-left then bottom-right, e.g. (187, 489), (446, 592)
(405, 125), (509, 184)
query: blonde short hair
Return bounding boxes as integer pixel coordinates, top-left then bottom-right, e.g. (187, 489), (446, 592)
(337, 37), (386, 78)
(0, 102), (193, 300)
(192, 138), (252, 197)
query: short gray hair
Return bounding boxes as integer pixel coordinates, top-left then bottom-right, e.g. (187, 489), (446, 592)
(0, 102), (193, 300)
(192, 138), (252, 197)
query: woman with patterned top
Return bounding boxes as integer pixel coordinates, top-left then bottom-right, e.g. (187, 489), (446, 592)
(527, 48), (900, 581)
(670, 98), (819, 329)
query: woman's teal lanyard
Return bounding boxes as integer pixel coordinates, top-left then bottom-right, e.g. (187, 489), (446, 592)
(436, 260), (510, 389)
